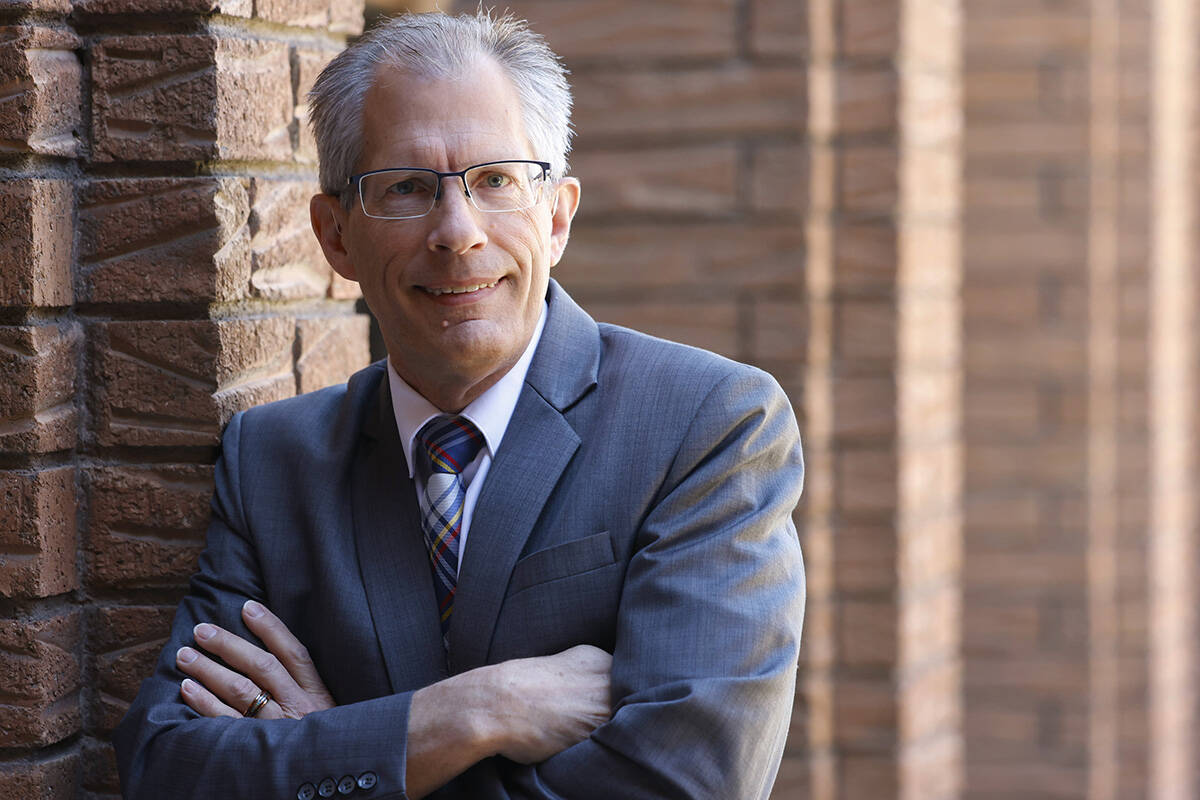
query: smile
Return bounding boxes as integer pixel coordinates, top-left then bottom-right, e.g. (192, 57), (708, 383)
(422, 280), (499, 296)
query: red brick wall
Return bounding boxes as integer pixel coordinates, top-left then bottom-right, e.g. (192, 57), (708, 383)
(0, 0), (368, 795)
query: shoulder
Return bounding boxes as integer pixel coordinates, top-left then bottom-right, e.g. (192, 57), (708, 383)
(226, 360), (385, 455)
(595, 321), (787, 411)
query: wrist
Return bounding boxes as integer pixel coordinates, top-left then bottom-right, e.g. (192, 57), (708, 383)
(452, 663), (510, 759)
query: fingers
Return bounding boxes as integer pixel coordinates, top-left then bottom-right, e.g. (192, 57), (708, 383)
(176, 646), (282, 720)
(190, 621), (300, 708)
(241, 601), (333, 699)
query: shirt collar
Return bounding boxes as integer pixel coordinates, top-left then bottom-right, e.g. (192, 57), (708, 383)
(388, 302), (548, 478)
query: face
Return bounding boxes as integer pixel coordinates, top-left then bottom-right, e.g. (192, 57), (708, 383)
(311, 58), (580, 412)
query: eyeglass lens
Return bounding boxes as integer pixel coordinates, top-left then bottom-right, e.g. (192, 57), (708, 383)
(359, 162), (545, 219)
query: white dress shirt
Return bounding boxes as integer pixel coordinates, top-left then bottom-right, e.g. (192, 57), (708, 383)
(387, 302), (547, 558)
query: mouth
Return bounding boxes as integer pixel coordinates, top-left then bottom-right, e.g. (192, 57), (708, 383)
(420, 279), (499, 297)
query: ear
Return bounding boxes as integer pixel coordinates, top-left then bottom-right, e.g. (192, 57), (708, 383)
(547, 177), (580, 269)
(310, 193), (356, 281)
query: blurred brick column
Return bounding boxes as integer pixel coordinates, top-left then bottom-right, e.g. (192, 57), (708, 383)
(0, 0), (368, 796)
(803, 0), (963, 798)
(961, 0), (1197, 798)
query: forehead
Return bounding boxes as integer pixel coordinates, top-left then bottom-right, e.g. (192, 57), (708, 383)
(358, 58), (531, 171)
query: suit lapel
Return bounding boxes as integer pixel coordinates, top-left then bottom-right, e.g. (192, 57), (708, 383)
(448, 281), (600, 673)
(352, 373), (449, 691)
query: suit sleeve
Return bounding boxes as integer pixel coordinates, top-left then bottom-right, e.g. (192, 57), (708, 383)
(505, 366), (807, 799)
(112, 412), (416, 800)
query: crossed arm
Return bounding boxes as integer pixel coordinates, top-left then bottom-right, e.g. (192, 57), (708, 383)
(175, 603), (611, 799)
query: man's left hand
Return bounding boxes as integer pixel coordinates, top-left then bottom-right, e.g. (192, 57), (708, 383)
(175, 600), (336, 720)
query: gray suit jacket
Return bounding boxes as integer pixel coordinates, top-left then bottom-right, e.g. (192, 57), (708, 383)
(114, 280), (806, 800)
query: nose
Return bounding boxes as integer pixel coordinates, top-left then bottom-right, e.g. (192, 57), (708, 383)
(425, 178), (488, 255)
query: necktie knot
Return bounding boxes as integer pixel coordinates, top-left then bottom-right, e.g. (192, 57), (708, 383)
(417, 415), (484, 477)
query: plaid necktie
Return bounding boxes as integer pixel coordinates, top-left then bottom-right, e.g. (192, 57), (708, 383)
(414, 415), (484, 644)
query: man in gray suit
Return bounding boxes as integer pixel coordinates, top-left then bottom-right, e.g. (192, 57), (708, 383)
(114, 11), (805, 799)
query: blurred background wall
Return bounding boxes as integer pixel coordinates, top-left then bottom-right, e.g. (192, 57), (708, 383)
(0, 0), (1195, 797)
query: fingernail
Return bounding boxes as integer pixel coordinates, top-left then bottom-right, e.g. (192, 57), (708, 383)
(181, 678), (195, 694)
(177, 646), (198, 664)
(243, 600), (265, 619)
(194, 623), (215, 641)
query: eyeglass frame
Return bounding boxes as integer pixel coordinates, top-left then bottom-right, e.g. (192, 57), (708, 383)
(345, 159), (554, 220)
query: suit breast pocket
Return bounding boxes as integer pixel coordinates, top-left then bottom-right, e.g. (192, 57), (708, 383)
(507, 530), (616, 597)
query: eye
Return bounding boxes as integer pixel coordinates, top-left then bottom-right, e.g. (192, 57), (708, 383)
(387, 179), (418, 195)
(482, 172), (511, 189)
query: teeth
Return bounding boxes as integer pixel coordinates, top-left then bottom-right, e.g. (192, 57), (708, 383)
(425, 280), (497, 296)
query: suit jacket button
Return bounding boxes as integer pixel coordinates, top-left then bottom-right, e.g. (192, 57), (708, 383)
(297, 784), (316, 800)
(318, 777), (337, 797)
(338, 775), (356, 795)
(357, 771), (378, 790)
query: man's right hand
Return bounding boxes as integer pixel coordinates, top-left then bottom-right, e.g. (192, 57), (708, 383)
(483, 644), (613, 763)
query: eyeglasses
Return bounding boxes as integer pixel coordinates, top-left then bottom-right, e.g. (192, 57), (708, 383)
(348, 160), (552, 220)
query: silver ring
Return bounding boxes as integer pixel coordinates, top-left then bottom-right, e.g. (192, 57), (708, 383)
(244, 689), (271, 718)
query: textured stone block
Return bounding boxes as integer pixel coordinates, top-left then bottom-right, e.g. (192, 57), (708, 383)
(89, 318), (295, 447)
(79, 177), (251, 305)
(750, 0), (808, 58)
(838, 598), (898, 667)
(0, 324), (80, 455)
(838, 145), (899, 216)
(573, 66), (805, 141)
(85, 465), (212, 591)
(257, 0), (363, 33)
(88, 605), (176, 732)
(839, 0), (898, 58)
(294, 316), (371, 395)
(833, 674), (898, 749)
(0, 468), (77, 599)
(834, 521), (898, 593)
(835, 299), (897, 365)
(0, 749), (79, 799)
(558, 222), (804, 291)
(571, 144), (739, 216)
(836, 66), (898, 137)
(92, 35), (292, 163)
(0, 609), (81, 747)
(0, 27), (82, 157)
(834, 445), (897, 517)
(751, 300), (807, 362)
(516, 0), (736, 61)
(74, 0), (249, 16)
(248, 178), (332, 300)
(292, 44), (343, 164)
(0, 179), (73, 308)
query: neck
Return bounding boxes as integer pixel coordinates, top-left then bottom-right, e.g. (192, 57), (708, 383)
(389, 357), (514, 413)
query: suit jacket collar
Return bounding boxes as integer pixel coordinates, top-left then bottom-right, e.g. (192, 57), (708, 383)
(356, 279), (600, 678)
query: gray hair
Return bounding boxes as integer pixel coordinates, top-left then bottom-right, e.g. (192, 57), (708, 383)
(308, 9), (574, 203)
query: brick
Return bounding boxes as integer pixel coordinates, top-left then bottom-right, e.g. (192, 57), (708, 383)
(963, 329), (1087, 379)
(750, 0), (808, 58)
(965, 120), (1088, 159)
(0, 179), (73, 308)
(831, 222), (899, 297)
(0, 324), (80, 455)
(751, 300), (806, 362)
(293, 44), (344, 165)
(749, 142), (808, 215)
(899, 0), (960, 73)
(572, 66), (805, 142)
(0, 27), (82, 158)
(0, 467), (77, 599)
(839, 145), (898, 216)
(899, 587), (959, 673)
(831, 376), (897, 442)
(82, 736), (121, 796)
(88, 605), (176, 732)
(92, 35), (293, 163)
(903, 146), (960, 219)
(513, 0), (735, 62)
(295, 316), (371, 395)
(248, 178), (333, 300)
(0, 609), (81, 747)
(900, 70), (962, 149)
(79, 177), (251, 305)
(835, 66), (897, 137)
(964, 15), (1089, 59)
(966, 65), (1088, 122)
(85, 465), (212, 591)
(833, 520), (897, 594)
(581, 299), (739, 359)
(899, 729), (961, 800)
(257, 0), (363, 34)
(0, 749), (79, 799)
(89, 318), (294, 447)
(899, 509), (960, 587)
(834, 299), (897, 365)
(833, 674), (897, 749)
(839, 0), (898, 59)
(899, 294), (959, 369)
(838, 598), (898, 667)
(834, 445), (897, 517)
(964, 383), (1042, 439)
(571, 144), (740, 217)
(74, 0), (249, 15)
(557, 222), (804, 292)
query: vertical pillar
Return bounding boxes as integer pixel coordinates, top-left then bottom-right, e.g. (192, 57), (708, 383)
(806, 0), (963, 797)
